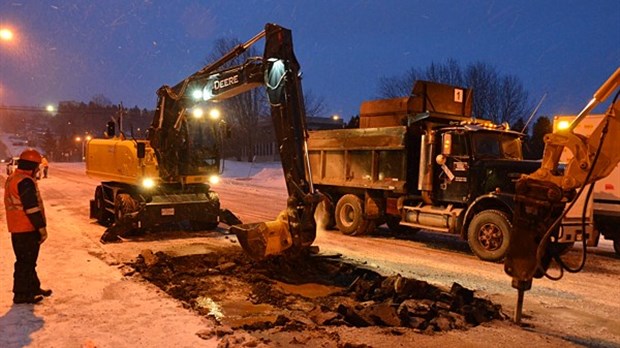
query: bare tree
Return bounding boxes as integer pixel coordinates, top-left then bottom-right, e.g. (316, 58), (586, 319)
(378, 67), (422, 98)
(426, 58), (463, 86)
(90, 94), (113, 107)
(303, 89), (327, 118)
(206, 38), (267, 161)
(497, 74), (529, 125)
(377, 59), (530, 124)
(205, 37), (328, 160)
(464, 61), (500, 122)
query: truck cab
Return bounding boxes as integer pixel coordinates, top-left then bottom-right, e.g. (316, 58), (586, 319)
(432, 123), (532, 204)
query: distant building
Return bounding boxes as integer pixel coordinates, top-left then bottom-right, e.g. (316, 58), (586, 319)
(245, 116), (344, 162)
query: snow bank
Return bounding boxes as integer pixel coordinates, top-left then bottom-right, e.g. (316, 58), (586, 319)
(221, 160), (285, 189)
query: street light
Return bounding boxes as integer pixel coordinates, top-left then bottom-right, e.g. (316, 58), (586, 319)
(0, 28), (14, 42)
(75, 134), (92, 161)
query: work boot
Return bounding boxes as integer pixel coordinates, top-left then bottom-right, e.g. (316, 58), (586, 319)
(37, 288), (53, 297)
(13, 294), (44, 304)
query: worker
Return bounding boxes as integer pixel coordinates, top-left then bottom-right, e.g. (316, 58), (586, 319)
(41, 156), (49, 178)
(3, 149), (52, 304)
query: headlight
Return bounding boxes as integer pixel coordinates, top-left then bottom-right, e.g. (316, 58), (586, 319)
(208, 175), (220, 185)
(142, 178), (156, 189)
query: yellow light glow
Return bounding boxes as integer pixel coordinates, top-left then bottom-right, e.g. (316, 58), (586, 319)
(208, 175), (220, 185)
(192, 107), (204, 118)
(332, 114), (340, 121)
(209, 108), (221, 120)
(86, 135), (92, 141)
(557, 120), (570, 131)
(0, 28), (14, 41)
(142, 178), (155, 189)
(75, 136), (82, 142)
(46, 105), (55, 113)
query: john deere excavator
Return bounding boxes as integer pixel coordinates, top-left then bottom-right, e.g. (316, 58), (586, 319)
(154, 23), (323, 258)
(87, 23), (320, 249)
(505, 67), (620, 323)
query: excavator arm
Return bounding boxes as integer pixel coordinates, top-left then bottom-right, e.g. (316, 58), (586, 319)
(150, 23), (321, 258)
(228, 23), (323, 259)
(505, 67), (620, 323)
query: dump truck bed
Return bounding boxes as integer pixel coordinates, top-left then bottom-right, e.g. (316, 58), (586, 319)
(307, 126), (408, 193)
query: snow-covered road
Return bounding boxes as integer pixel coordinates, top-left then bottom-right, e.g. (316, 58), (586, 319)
(1, 161), (619, 347)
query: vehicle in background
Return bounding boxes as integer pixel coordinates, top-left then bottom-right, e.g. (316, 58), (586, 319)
(554, 114), (620, 255)
(5, 156), (19, 176)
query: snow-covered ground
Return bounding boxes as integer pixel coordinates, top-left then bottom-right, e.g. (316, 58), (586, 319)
(1, 136), (618, 347)
(0, 159), (284, 348)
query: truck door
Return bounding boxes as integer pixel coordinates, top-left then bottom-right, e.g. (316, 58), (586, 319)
(434, 131), (471, 203)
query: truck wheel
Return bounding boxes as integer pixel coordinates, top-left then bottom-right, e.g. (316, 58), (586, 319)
(94, 186), (113, 225)
(335, 194), (372, 236)
(467, 210), (511, 262)
(114, 193), (139, 224)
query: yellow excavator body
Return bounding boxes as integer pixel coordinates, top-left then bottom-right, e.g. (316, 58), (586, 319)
(85, 137), (159, 185)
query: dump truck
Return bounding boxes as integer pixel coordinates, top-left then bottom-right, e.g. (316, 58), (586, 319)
(307, 81), (547, 261)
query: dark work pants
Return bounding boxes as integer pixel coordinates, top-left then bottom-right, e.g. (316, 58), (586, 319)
(11, 231), (41, 297)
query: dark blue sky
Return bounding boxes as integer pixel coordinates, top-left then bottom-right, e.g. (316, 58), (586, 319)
(1, 1), (618, 120)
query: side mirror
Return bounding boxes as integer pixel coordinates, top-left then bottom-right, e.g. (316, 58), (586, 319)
(137, 142), (146, 159)
(441, 133), (452, 156)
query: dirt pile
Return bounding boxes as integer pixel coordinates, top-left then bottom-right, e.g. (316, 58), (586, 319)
(131, 247), (506, 337)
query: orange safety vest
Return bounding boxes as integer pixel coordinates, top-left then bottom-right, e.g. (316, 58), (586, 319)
(4, 169), (46, 233)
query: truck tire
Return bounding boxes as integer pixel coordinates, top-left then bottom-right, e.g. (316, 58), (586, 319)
(114, 193), (139, 224)
(467, 210), (511, 262)
(94, 186), (113, 225)
(335, 194), (373, 236)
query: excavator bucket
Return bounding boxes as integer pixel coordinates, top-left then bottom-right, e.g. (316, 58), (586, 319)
(231, 211), (293, 259)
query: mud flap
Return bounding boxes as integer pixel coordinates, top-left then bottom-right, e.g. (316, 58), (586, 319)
(231, 211), (293, 259)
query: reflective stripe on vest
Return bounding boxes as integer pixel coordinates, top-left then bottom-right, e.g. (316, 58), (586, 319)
(4, 170), (46, 233)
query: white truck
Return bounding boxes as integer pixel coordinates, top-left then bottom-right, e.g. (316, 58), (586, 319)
(554, 114), (620, 255)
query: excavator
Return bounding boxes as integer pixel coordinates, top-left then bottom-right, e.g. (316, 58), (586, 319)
(168, 23), (324, 259)
(504, 67), (620, 323)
